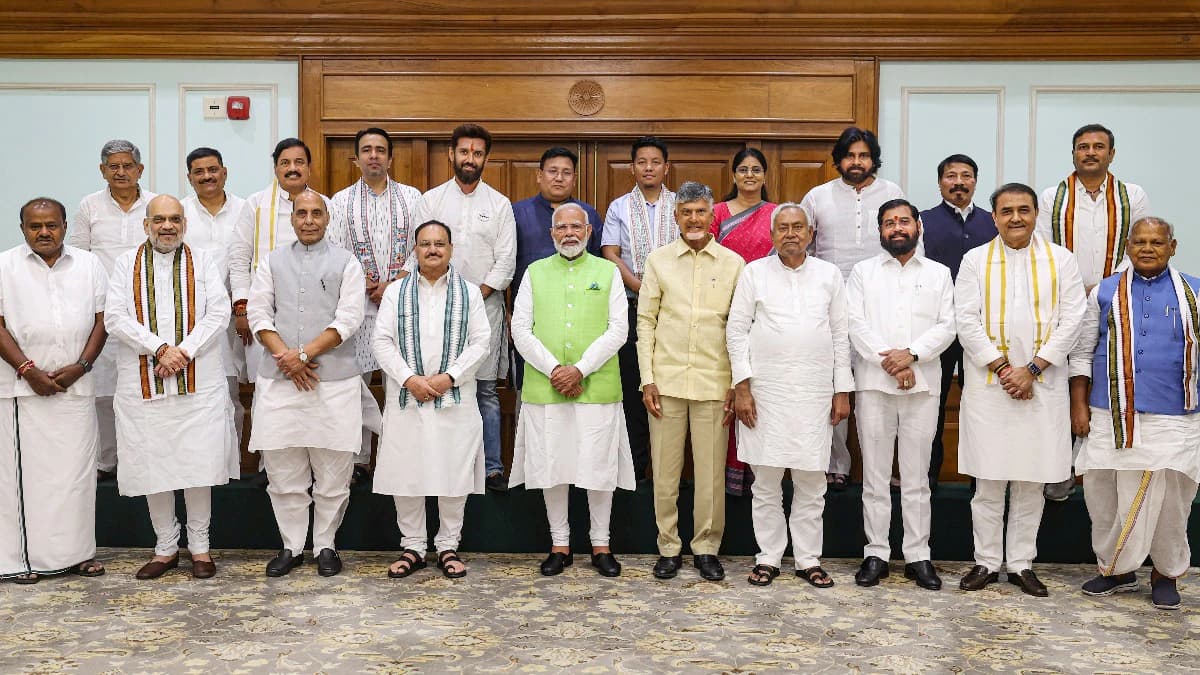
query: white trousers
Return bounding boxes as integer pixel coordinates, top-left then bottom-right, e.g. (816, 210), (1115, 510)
(856, 391), (937, 562)
(542, 484), (614, 547)
(751, 465), (826, 569)
(96, 396), (117, 472)
(393, 495), (467, 553)
(1085, 468), (1198, 578)
(972, 479), (1045, 573)
(356, 372), (383, 465)
(228, 377), (245, 448)
(145, 487), (212, 557)
(262, 447), (355, 555)
(827, 417), (851, 475)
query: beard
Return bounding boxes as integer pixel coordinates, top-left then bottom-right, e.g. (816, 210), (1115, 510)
(454, 160), (482, 185)
(837, 164), (876, 185)
(555, 239), (586, 258)
(881, 233), (918, 256)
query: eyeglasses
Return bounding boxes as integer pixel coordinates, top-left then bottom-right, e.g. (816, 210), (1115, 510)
(735, 166), (764, 176)
(541, 169), (575, 179)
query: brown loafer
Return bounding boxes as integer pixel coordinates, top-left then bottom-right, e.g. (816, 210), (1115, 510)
(192, 559), (217, 579)
(959, 565), (998, 591)
(135, 554), (179, 580)
(1008, 569), (1049, 597)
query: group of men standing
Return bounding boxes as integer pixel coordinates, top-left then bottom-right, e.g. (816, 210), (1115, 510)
(0, 121), (1193, 611)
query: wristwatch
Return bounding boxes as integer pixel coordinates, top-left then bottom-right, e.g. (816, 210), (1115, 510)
(76, 358), (93, 373)
(298, 348), (309, 364)
(908, 348), (919, 363)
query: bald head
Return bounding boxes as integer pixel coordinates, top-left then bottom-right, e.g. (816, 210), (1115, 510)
(144, 195), (186, 253)
(291, 190), (330, 245)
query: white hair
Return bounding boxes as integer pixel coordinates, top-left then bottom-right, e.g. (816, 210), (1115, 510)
(770, 202), (807, 229)
(101, 139), (141, 164)
(1132, 216), (1175, 240)
(551, 202), (589, 226)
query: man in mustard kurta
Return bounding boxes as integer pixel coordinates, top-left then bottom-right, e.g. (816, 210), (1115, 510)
(510, 203), (635, 578)
(637, 181), (745, 582)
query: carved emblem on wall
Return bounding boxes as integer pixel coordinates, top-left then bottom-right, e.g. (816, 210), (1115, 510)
(568, 80), (605, 116)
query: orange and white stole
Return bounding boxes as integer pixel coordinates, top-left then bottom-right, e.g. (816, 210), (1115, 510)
(981, 234), (1059, 384)
(132, 242), (197, 400)
(1106, 268), (1200, 448)
(1050, 172), (1132, 278)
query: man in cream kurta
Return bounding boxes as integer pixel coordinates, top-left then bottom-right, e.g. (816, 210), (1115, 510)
(847, 199), (955, 591)
(248, 191), (365, 578)
(728, 203), (851, 589)
(181, 147), (249, 443)
(0, 198), (108, 583)
(69, 139), (158, 476)
(638, 181), (744, 583)
(106, 196), (238, 581)
(372, 220), (489, 580)
(799, 126), (906, 486)
(955, 183), (1085, 596)
(329, 128), (426, 472)
(423, 124), (516, 490)
(1036, 123), (1151, 501)
(1070, 217), (1200, 610)
(510, 203), (635, 578)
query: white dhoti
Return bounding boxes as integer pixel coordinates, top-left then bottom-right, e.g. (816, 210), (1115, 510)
(115, 385), (239, 497)
(0, 396), (98, 577)
(856, 390), (938, 562)
(1079, 408), (1200, 578)
(971, 479), (1045, 573)
(750, 465), (827, 570)
(94, 346), (118, 472)
(251, 376), (363, 555)
(356, 373), (384, 465)
(828, 418), (851, 475)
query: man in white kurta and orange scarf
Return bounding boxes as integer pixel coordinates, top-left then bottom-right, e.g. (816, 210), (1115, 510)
(1070, 217), (1200, 610)
(106, 195), (238, 581)
(955, 183), (1085, 597)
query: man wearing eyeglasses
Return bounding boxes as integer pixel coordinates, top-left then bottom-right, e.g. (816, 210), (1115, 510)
(510, 147), (603, 393)
(69, 140), (158, 481)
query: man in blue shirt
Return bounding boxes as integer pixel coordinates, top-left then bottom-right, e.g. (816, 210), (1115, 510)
(920, 154), (996, 489)
(510, 147), (602, 389)
(1070, 217), (1200, 611)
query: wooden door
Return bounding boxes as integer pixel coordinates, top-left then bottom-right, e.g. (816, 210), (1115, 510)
(324, 137), (425, 197)
(427, 140), (591, 206)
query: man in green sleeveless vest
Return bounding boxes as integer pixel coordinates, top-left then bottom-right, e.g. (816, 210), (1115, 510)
(510, 203), (635, 577)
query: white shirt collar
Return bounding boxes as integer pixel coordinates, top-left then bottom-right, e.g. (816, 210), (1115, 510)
(943, 200), (974, 220)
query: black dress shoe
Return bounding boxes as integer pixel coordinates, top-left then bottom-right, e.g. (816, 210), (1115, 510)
(1008, 569), (1048, 597)
(693, 554), (725, 581)
(539, 551), (573, 576)
(653, 555), (683, 579)
(855, 556), (889, 587)
(316, 548), (342, 577)
(485, 472), (508, 492)
(904, 560), (942, 590)
(591, 552), (621, 577)
(266, 550), (304, 577)
(959, 565), (998, 591)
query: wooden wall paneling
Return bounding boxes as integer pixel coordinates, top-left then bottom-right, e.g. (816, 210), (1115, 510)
(323, 137), (419, 197)
(771, 141), (838, 204)
(298, 57), (326, 194)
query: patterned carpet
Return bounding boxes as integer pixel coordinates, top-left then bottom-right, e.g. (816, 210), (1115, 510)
(1, 549), (1196, 674)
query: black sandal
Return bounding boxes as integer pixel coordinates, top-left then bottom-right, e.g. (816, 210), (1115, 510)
(13, 573), (39, 585)
(72, 559), (105, 577)
(747, 564), (780, 586)
(797, 566), (835, 588)
(387, 549), (427, 579)
(437, 550), (467, 579)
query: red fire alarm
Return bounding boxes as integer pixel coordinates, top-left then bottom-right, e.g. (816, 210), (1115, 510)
(227, 96), (250, 120)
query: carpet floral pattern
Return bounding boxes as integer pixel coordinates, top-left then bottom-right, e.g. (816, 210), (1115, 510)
(0, 549), (1195, 673)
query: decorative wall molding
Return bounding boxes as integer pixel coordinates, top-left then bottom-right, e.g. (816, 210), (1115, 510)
(898, 86), (1005, 194)
(176, 83), (279, 194)
(0, 2), (1196, 59)
(0, 83), (157, 191)
(1027, 85), (1200, 185)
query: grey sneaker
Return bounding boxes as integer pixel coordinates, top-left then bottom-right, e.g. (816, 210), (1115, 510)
(1044, 475), (1076, 501)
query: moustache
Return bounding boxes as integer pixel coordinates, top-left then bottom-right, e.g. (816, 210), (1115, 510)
(950, 185), (968, 193)
(285, 171), (301, 178)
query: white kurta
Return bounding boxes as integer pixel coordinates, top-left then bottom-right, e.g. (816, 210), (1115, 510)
(329, 178), (431, 373)
(246, 244), (366, 454)
(0, 245), (107, 577)
(183, 192), (247, 379)
(954, 237), (1086, 482)
(509, 266), (635, 492)
(69, 187), (158, 396)
(371, 272), (490, 496)
(799, 177), (907, 279)
(1036, 177), (1150, 288)
(423, 179), (516, 380)
(228, 182), (332, 381)
(106, 245), (238, 497)
(727, 255), (854, 470)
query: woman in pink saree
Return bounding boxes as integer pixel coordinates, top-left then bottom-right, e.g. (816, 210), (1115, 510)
(710, 148), (776, 495)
